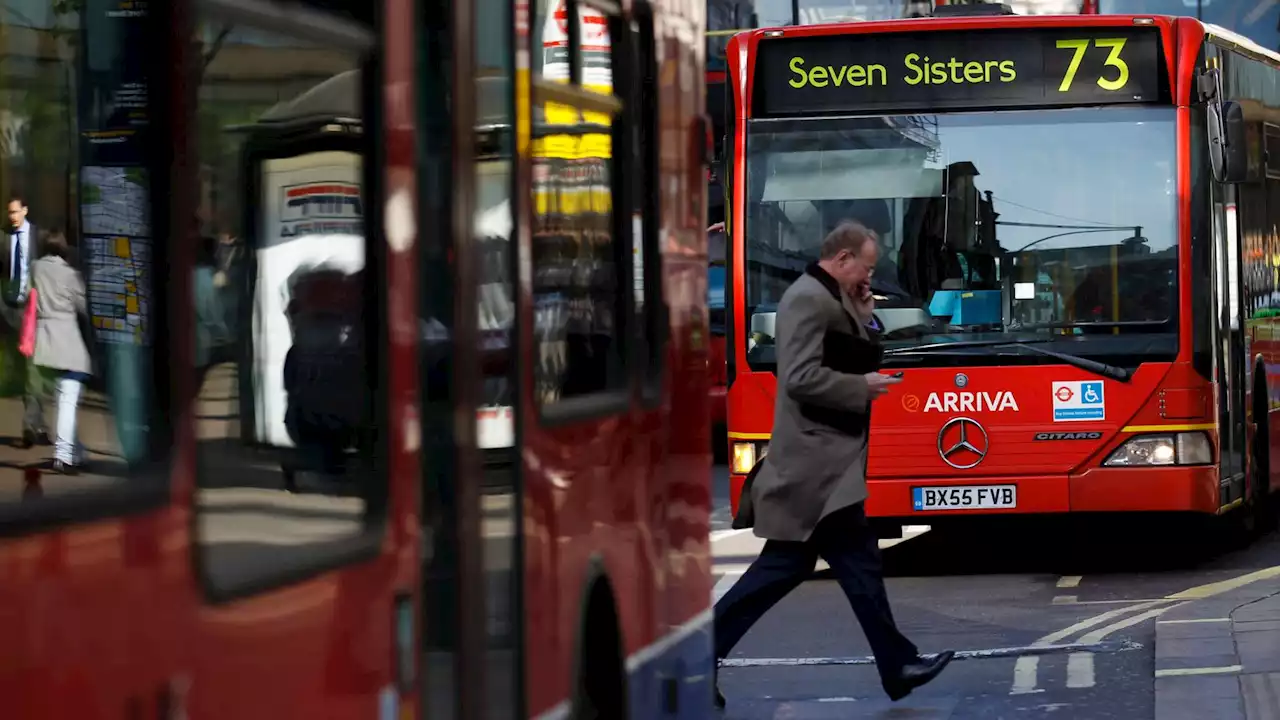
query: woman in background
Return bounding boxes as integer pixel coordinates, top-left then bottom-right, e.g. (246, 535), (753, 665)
(32, 231), (92, 474)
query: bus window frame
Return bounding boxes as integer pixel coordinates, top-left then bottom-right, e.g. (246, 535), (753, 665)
(190, 0), (390, 603)
(631, 0), (667, 407)
(530, 0), (642, 427)
(0, 0), (177, 539)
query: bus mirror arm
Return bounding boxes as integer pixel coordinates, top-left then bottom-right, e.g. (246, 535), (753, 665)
(1204, 74), (1250, 184)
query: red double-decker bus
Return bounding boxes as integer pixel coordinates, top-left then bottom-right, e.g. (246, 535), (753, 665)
(722, 6), (1280, 537)
(0, 0), (712, 717)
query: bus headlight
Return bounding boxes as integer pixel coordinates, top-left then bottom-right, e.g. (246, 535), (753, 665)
(1103, 432), (1213, 467)
(731, 441), (768, 475)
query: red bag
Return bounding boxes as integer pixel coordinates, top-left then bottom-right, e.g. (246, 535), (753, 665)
(18, 288), (37, 358)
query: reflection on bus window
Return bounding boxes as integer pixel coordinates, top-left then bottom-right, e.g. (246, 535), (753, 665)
(0, 1), (166, 513)
(191, 17), (379, 588)
(743, 109), (1178, 368)
(529, 0), (626, 407)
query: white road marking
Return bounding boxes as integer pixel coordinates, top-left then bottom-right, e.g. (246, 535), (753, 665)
(722, 639), (1142, 668)
(1010, 563), (1280, 695)
(1154, 665), (1243, 678)
(1057, 575), (1083, 588)
(1065, 652), (1093, 688)
(1008, 599), (1170, 695)
(1156, 617), (1231, 625)
(1056, 598), (1169, 605)
(1078, 604), (1184, 645)
(1052, 596), (1078, 605)
(712, 528), (751, 542)
(1011, 657), (1043, 695)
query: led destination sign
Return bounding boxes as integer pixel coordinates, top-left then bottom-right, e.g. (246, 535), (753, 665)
(752, 27), (1168, 116)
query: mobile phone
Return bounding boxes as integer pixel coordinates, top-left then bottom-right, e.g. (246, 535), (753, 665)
(889, 371), (905, 379)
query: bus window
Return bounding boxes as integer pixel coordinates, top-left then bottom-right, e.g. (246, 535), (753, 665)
(0, 0), (170, 529)
(191, 10), (382, 597)
(530, 0), (629, 412)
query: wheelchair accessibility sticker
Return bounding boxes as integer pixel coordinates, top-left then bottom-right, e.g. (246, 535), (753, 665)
(1051, 381), (1105, 422)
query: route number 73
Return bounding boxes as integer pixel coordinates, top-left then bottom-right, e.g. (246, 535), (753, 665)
(1056, 38), (1129, 92)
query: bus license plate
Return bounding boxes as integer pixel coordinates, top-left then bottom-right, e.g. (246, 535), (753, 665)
(912, 485), (1016, 511)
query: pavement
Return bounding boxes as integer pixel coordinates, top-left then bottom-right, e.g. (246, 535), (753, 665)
(1154, 569), (1280, 720)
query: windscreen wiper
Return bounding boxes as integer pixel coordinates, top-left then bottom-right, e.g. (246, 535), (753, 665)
(884, 338), (1132, 382)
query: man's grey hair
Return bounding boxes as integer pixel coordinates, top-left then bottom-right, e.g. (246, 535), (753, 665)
(819, 221), (878, 261)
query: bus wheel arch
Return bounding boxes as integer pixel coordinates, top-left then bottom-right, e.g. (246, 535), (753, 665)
(568, 556), (630, 720)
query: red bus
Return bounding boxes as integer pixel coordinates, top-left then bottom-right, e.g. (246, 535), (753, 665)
(722, 7), (1280, 537)
(0, 0), (713, 717)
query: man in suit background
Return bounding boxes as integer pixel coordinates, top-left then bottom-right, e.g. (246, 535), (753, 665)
(2, 193), (49, 448)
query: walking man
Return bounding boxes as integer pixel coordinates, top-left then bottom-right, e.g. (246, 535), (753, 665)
(2, 194), (48, 448)
(714, 222), (954, 706)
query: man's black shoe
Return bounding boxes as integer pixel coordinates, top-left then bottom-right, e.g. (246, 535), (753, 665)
(714, 685), (725, 709)
(884, 650), (955, 701)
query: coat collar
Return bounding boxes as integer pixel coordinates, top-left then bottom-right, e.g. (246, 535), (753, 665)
(804, 262), (842, 302)
(805, 262), (880, 337)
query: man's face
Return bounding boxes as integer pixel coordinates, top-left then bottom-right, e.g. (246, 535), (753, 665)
(830, 240), (879, 297)
(7, 200), (27, 231)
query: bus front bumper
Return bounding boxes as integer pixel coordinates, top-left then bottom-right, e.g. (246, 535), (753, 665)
(727, 465), (1222, 519)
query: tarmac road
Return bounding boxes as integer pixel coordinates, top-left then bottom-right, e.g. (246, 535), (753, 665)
(709, 464), (1280, 719)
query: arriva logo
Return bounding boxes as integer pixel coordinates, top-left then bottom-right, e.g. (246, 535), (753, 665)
(901, 391), (1020, 413)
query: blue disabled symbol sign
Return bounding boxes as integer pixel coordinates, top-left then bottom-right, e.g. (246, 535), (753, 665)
(1051, 380), (1105, 422)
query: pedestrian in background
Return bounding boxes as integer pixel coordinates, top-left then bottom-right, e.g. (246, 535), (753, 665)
(714, 221), (954, 707)
(30, 231), (92, 474)
(2, 194), (49, 448)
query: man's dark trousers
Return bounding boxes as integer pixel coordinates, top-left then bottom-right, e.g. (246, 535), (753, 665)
(714, 502), (918, 688)
(1, 303), (46, 438)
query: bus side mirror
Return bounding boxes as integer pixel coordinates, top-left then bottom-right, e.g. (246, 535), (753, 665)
(1209, 100), (1250, 184)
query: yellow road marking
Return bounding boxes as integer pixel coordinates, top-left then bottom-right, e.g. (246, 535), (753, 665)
(1155, 665), (1243, 678)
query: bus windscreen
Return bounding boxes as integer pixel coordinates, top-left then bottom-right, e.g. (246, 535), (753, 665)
(752, 26), (1169, 116)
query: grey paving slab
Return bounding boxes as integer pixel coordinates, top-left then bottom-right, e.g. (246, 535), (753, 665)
(1156, 636), (1238, 659)
(1237, 595), (1280, 624)
(1157, 674), (1243, 699)
(1242, 672), (1280, 720)
(1155, 654), (1243, 673)
(1155, 581), (1280, 720)
(1156, 676), (1245, 720)
(1157, 620), (1236, 640)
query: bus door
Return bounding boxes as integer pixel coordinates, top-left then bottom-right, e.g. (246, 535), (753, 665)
(184, 1), (414, 717)
(1213, 198), (1248, 504)
(415, 0), (526, 716)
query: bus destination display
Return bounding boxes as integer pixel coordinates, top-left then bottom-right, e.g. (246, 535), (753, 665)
(753, 27), (1167, 116)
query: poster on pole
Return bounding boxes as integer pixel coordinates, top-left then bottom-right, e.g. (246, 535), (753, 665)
(253, 151), (365, 448)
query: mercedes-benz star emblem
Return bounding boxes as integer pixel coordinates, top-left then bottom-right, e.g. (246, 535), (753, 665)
(937, 417), (989, 470)
(955, 373), (969, 388)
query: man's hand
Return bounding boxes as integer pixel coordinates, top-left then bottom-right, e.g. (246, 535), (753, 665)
(850, 280), (875, 322)
(864, 371), (902, 398)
